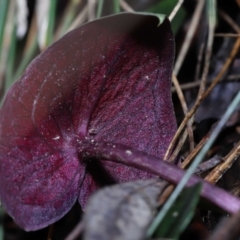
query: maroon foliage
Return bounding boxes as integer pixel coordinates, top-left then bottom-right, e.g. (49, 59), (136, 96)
(0, 13), (176, 230)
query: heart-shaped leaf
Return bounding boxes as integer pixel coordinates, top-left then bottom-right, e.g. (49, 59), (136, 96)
(0, 13), (176, 230)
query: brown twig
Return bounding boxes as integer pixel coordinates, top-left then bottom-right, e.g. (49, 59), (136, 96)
(158, 184), (175, 206)
(174, 1), (216, 163)
(165, 38), (240, 160)
(169, 0), (184, 21)
(195, 155), (222, 174)
(167, 1), (213, 161)
(87, 0), (95, 21)
(67, 4), (88, 32)
(161, 124), (219, 204)
(173, 0), (205, 76)
(172, 74), (194, 152)
(202, 9), (240, 184)
(171, 75), (240, 92)
(181, 123), (217, 169)
(236, 0), (240, 8)
(167, 126), (189, 163)
(119, 0), (134, 12)
(47, 224), (54, 240)
(194, 42), (205, 82)
(219, 10), (240, 33)
(64, 220), (84, 240)
(215, 33), (240, 37)
(205, 141), (240, 184)
(197, 8), (215, 99)
(54, 0), (80, 40)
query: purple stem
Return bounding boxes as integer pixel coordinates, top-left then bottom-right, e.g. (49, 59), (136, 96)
(81, 141), (240, 214)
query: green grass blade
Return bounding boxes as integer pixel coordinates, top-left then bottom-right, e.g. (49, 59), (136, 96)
(154, 183), (202, 239)
(207, 0), (216, 28)
(113, 0), (120, 13)
(97, 0), (104, 18)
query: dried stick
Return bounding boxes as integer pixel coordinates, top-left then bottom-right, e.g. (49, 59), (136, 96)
(167, 127), (189, 163)
(181, 123), (216, 169)
(205, 141), (240, 184)
(219, 10), (240, 33)
(236, 0), (240, 8)
(172, 75), (240, 92)
(215, 33), (240, 37)
(172, 74), (194, 151)
(47, 224), (54, 240)
(197, 0), (216, 98)
(166, 1), (207, 160)
(67, 4), (88, 32)
(87, 0), (95, 21)
(165, 38), (240, 160)
(194, 42), (205, 82)
(203, 9), (240, 184)
(169, 0), (184, 21)
(160, 125), (218, 206)
(119, 0), (134, 12)
(54, 0), (81, 39)
(64, 220), (84, 240)
(170, 9), (216, 161)
(173, 0), (205, 75)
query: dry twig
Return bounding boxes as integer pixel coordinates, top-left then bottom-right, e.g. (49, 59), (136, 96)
(64, 220), (84, 240)
(203, 9), (240, 184)
(172, 74), (194, 152)
(215, 33), (240, 37)
(68, 4), (88, 32)
(87, 0), (95, 21)
(205, 141), (240, 184)
(119, 0), (134, 12)
(171, 75), (240, 92)
(165, 38), (240, 160)
(169, 0), (184, 21)
(194, 42), (205, 82)
(173, 0), (205, 76)
(219, 10), (240, 33)
(47, 224), (54, 240)
(181, 123), (217, 169)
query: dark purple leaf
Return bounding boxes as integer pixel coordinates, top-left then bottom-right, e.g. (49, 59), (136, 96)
(0, 13), (176, 230)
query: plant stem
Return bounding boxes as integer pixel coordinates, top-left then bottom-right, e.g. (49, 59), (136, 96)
(81, 141), (240, 216)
